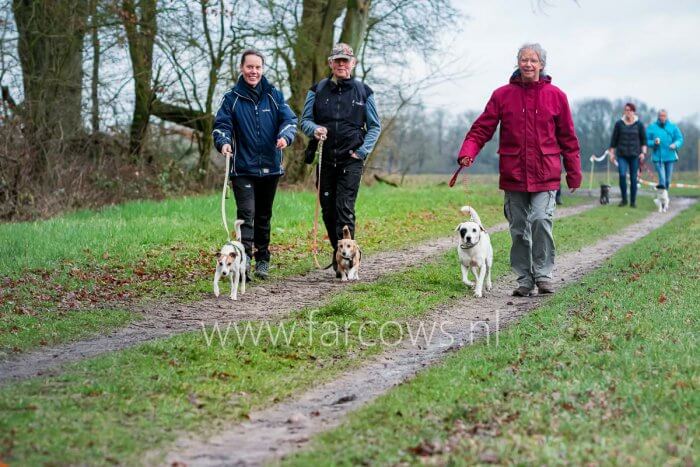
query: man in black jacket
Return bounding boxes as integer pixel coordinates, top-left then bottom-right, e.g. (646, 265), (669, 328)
(301, 43), (382, 276)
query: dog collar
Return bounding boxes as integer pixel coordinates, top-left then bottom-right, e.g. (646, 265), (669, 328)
(460, 238), (480, 250)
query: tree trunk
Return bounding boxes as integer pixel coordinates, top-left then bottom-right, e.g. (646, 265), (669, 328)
(12, 0), (88, 159)
(151, 100), (209, 132)
(338, 0), (371, 53)
(121, 0), (157, 160)
(286, 0), (374, 184)
(89, 0), (100, 136)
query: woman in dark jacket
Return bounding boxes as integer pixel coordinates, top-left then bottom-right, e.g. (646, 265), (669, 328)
(609, 102), (647, 207)
(213, 49), (297, 279)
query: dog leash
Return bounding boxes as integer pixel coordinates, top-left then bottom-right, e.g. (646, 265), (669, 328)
(221, 153), (231, 238)
(311, 138), (325, 269)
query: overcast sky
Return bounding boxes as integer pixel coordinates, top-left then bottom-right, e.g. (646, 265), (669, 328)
(420, 0), (700, 122)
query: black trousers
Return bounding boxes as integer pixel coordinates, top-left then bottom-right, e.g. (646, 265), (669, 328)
(230, 175), (280, 262)
(317, 157), (363, 251)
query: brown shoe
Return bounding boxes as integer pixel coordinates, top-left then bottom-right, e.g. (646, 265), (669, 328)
(512, 286), (534, 297)
(536, 281), (555, 294)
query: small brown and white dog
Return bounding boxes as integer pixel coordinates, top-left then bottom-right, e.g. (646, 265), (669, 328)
(214, 219), (247, 300)
(653, 187), (670, 213)
(336, 225), (361, 281)
(456, 206), (493, 298)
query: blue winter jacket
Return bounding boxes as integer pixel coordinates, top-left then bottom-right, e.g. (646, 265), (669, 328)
(646, 119), (683, 162)
(213, 76), (297, 177)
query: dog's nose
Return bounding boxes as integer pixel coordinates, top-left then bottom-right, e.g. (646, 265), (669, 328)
(466, 237), (472, 243)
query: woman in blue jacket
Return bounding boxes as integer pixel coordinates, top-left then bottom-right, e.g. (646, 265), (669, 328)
(646, 109), (684, 190)
(213, 49), (297, 279)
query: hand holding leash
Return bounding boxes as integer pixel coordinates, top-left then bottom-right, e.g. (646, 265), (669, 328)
(449, 156), (474, 188)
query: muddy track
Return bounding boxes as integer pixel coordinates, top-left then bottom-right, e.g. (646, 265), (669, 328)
(0, 203), (596, 384)
(162, 198), (695, 467)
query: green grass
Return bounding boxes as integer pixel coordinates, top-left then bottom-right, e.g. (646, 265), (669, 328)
(0, 202), (656, 465)
(285, 203), (699, 466)
(0, 179), (515, 355)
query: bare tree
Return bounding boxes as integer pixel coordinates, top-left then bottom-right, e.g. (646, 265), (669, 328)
(153, 0), (248, 177)
(119, 0), (157, 159)
(12, 0), (88, 158)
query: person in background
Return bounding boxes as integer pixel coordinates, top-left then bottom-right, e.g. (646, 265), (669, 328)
(609, 102), (647, 208)
(456, 43), (582, 297)
(301, 43), (381, 276)
(646, 109), (684, 191)
(213, 49), (297, 280)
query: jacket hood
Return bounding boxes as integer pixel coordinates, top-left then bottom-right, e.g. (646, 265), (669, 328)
(621, 115), (639, 124)
(509, 69), (552, 86)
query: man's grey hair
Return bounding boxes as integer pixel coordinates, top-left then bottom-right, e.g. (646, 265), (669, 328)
(517, 43), (547, 72)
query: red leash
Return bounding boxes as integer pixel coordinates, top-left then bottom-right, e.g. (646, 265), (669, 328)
(448, 166), (464, 187)
(449, 157), (473, 188)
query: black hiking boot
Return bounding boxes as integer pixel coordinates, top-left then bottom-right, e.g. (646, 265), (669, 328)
(255, 260), (270, 279)
(512, 286), (534, 297)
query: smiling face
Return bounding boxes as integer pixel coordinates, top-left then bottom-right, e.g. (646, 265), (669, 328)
(240, 54), (263, 87)
(518, 48), (543, 82)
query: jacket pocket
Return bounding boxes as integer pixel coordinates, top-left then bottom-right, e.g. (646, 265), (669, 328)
(498, 152), (523, 185)
(539, 153), (562, 184)
(536, 109), (559, 151)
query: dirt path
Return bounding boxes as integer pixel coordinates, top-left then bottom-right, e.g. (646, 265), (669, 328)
(0, 203), (596, 384)
(162, 198), (694, 467)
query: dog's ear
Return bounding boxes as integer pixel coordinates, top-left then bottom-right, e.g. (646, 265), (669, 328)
(480, 224), (486, 233)
(454, 224), (461, 232)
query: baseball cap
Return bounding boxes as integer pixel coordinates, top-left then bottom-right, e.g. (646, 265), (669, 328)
(328, 43), (355, 61)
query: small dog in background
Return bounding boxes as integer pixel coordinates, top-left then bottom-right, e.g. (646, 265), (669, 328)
(600, 184), (610, 205)
(456, 206), (493, 298)
(653, 185), (670, 213)
(336, 225), (361, 281)
(214, 219), (247, 300)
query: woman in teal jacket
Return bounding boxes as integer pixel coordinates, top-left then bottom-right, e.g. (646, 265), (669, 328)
(646, 109), (684, 190)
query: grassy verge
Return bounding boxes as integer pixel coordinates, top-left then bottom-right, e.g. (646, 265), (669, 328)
(1, 180), (517, 355)
(285, 203), (699, 466)
(0, 203), (656, 465)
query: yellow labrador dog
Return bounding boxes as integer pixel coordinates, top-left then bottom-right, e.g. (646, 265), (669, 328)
(456, 206), (493, 298)
(336, 225), (361, 281)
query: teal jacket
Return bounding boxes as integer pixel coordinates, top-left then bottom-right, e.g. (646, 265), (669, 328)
(646, 119), (683, 162)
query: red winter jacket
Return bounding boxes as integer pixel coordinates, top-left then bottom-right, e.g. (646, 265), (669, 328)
(458, 72), (582, 192)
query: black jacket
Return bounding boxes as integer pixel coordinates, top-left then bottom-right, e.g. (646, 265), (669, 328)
(310, 78), (373, 162)
(610, 119), (646, 158)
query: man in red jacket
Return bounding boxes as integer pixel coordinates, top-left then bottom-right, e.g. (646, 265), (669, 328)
(457, 43), (582, 297)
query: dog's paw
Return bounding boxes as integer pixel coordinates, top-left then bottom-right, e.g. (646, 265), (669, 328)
(463, 280), (475, 288)
(213, 287), (220, 298)
(474, 291), (483, 298)
(230, 295), (238, 301)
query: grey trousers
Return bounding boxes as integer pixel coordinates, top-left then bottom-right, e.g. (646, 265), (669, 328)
(503, 191), (557, 289)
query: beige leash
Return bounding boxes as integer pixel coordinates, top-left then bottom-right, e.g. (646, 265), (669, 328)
(311, 138), (325, 269)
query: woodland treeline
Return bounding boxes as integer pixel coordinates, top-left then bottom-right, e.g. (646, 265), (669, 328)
(0, 1), (697, 221)
(0, 0), (457, 219)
